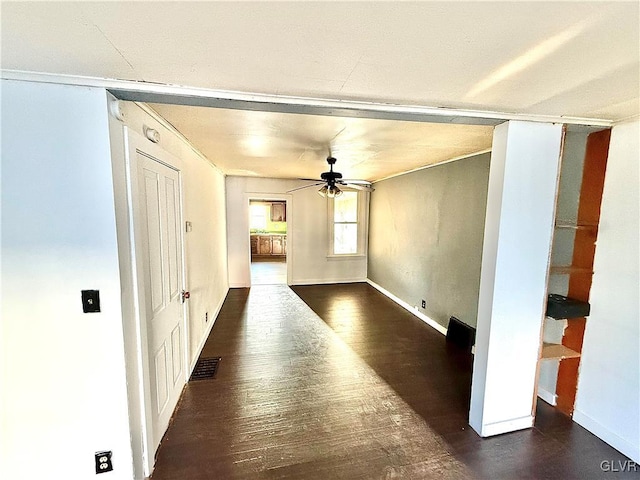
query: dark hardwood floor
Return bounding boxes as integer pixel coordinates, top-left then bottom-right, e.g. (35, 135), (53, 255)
(151, 283), (638, 479)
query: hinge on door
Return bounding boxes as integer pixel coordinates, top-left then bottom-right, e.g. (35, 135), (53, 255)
(181, 290), (190, 303)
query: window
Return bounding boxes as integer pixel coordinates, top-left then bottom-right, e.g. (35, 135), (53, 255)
(250, 204), (267, 230)
(330, 191), (365, 255)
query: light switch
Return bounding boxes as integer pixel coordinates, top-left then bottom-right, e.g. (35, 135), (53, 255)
(82, 290), (101, 313)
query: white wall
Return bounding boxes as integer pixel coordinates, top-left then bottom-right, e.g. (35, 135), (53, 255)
(1, 81), (134, 479)
(470, 121), (563, 437)
(573, 119), (640, 462)
(226, 176), (368, 286)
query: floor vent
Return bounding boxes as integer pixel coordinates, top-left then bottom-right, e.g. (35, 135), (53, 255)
(190, 357), (221, 381)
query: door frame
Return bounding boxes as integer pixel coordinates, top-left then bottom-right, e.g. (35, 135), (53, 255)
(123, 127), (190, 476)
(245, 192), (293, 285)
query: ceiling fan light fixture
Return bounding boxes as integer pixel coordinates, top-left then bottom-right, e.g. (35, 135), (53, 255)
(327, 185), (342, 198)
(287, 156), (368, 196)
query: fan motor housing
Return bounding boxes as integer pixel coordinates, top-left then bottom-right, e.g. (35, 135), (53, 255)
(321, 171), (343, 181)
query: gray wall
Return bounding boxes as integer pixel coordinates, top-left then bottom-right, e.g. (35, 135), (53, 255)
(368, 153), (490, 328)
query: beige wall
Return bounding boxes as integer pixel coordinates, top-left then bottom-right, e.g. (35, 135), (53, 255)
(368, 152), (490, 329)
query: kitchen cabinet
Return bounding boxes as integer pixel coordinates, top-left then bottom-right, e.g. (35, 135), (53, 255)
(251, 234), (287, 257)
(258, 236), (273, 255)
(270, 202), (286, 222)
(272, 235), (284, 255)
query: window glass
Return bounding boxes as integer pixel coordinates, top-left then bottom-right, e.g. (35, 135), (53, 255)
(250, 204), (267, 230)
(334, 192), (358, 222)
(334, 224), (358, 254)
(333, 191), (358, 254)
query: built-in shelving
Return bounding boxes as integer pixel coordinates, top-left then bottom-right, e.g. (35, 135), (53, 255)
(541, 343), (581, 360)
(537, 128), (611, 416)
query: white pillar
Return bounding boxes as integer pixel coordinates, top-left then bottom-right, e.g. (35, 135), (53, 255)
(469, 120), (563, 437)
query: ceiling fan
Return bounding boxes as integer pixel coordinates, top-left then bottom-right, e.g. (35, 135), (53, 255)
(288, 156), (374, 197)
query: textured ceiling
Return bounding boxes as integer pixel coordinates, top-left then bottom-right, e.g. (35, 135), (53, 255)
(2, 1), (637, 178)
(148, 104), (494, 181)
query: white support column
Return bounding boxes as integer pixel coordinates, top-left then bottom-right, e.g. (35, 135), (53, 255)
(469, 120), (563, 437)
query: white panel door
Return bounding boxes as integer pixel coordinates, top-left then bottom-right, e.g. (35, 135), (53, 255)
(136, 152), (185, 452)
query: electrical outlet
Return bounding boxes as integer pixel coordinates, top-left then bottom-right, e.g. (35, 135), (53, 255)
(421, 300), (426, 309)
(95, 451), (113, 474)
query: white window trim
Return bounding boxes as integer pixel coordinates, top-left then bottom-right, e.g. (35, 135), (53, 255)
(327, 190), (369, 258)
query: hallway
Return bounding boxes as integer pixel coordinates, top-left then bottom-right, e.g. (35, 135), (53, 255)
(151, 284), (637, 479)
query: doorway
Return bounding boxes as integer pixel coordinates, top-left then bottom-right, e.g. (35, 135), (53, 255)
(249, 199), (288, 285)
(123, 128), (190, 477)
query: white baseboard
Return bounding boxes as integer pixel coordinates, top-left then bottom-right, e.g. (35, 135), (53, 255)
(230, 279), (367, 288)
(292, 278), (367, 286)
(189, 288), (228, 373)
(573, 409), (640, 463)
(537, 387), (557, 406)
(474, 415), (534, 437)
(366, 279), (447, 336)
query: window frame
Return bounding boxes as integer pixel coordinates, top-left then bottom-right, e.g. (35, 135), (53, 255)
(327, 190), (369, 258)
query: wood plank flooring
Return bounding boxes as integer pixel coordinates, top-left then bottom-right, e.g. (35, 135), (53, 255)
(151, 283), (639, 479)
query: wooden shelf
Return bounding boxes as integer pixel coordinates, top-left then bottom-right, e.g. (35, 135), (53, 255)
(549, 265), (593, 275)
(555, 223), (597, 231)
(541, 343), (581, 360)
(545, 315), (586, 321)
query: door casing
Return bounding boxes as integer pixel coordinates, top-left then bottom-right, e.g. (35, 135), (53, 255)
(123, 127), (190, 477)
(246, 192), (293, 286)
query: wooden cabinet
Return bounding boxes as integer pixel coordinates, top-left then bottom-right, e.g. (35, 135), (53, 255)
(271, 235), (284, 255)
(270, 202), (286, 222)
(258, 236), (272, 255)
(251, 234), (287, 257)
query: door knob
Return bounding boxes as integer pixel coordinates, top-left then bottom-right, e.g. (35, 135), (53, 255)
(181, 290), (190, 303)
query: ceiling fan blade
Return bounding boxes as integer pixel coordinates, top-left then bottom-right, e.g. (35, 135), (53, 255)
(298, 178), (323, 182)
(286, 182), (325, 193)
(340, 179), (372, 185)
(340, 182), (375, 192)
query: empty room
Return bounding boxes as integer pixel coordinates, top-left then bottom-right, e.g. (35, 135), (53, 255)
(1, 2), (639, 479)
